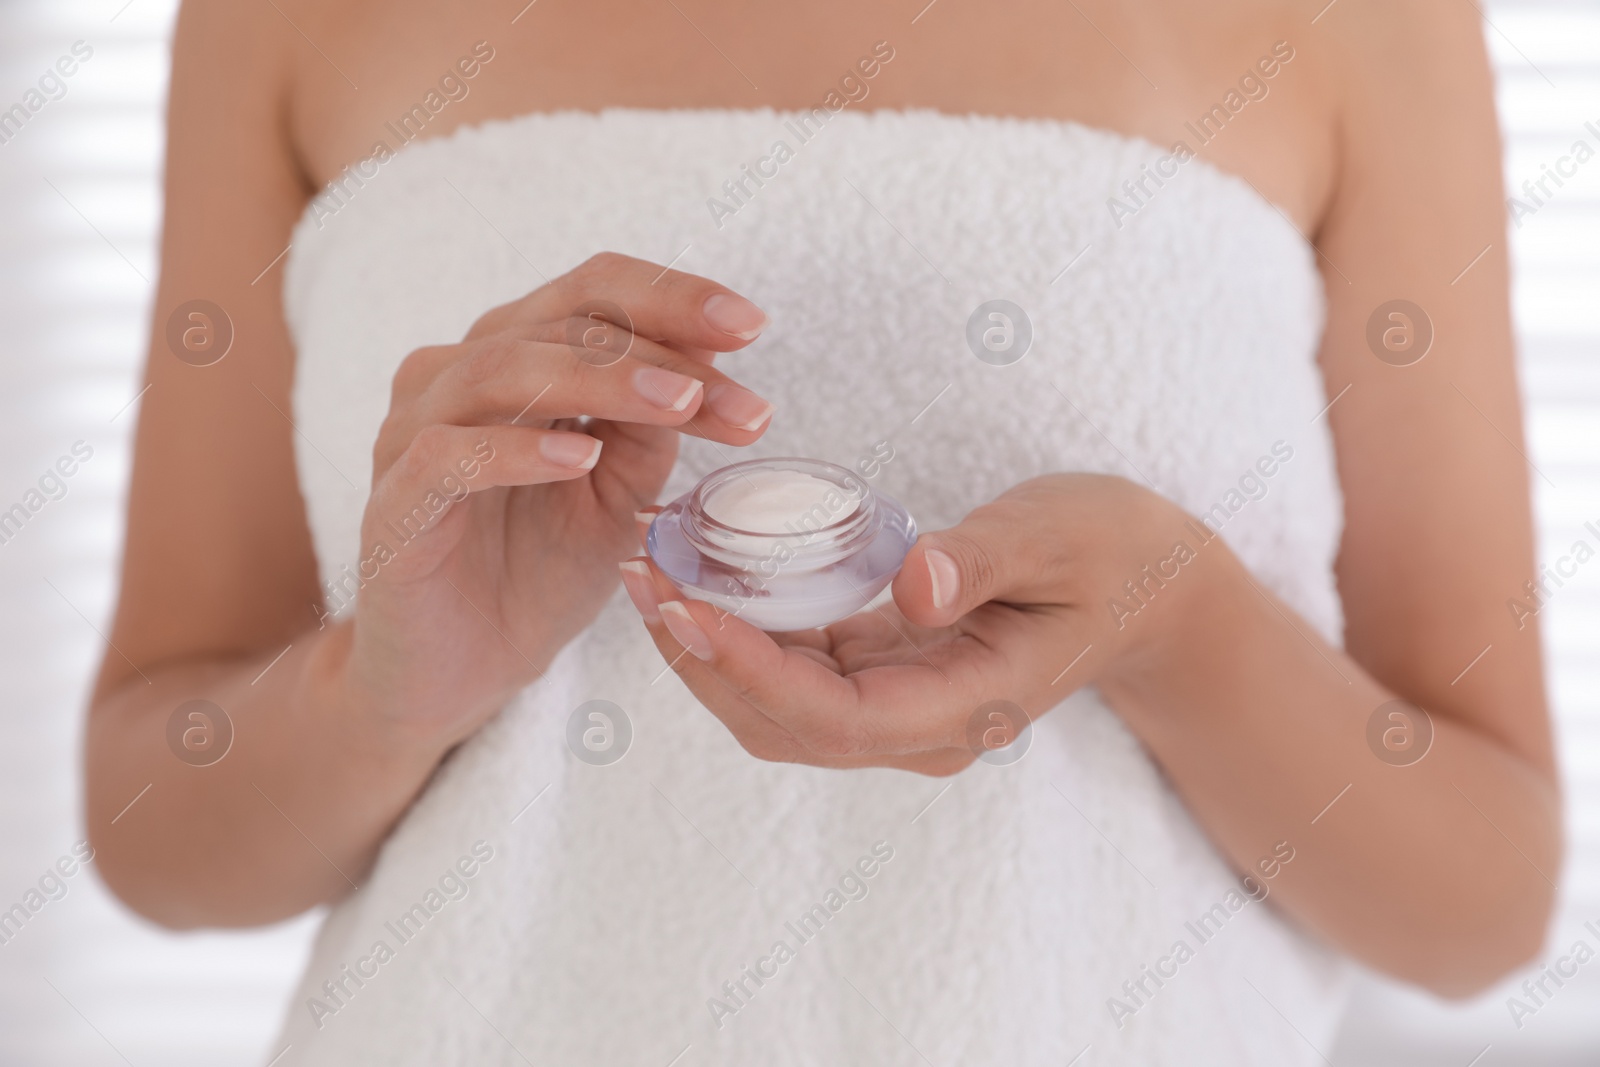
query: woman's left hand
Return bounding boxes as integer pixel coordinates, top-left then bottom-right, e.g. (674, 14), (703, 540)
(620, 473), (1225, 775)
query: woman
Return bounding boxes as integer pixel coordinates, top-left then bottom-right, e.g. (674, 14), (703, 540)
(87, 0), (1560, 1063)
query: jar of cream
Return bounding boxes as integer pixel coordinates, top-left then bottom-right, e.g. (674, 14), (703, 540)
(646, 457), (917, 631)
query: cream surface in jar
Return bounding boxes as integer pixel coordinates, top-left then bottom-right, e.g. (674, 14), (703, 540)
(646, 458), (916, 631)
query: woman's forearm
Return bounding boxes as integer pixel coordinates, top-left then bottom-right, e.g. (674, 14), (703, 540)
(1099, 547), (1561, 995)
(86, 620), (453, 928)
(87, 253), (774, 930)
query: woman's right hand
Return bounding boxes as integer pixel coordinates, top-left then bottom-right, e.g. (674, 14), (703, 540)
(342, 252), (774, 747)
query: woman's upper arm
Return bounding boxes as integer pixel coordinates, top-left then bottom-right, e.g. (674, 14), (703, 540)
(1314, 2), (1553, 776)
(95, 0), (318, 699)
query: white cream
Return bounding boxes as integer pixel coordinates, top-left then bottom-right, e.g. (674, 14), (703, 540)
(649, 457), (915, 630)
(702, 468), (859, 534)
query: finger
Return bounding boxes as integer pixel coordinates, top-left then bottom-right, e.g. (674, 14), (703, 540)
(363, 423), (600, 573)
(621, 560), (981, 759)
(841, 747), (975, 776)
(640, 334), (720, 367)
(618, 550), (849, 653)
(616, 561), (981, 773)
(633, 505), (663, 549)
(484, 251), (770, 354)
(391, 336), (718, 410)
(892, 497), (1065, 629)
(615, 558), (849, 743)
(520, 319), (773, 435)
(583, 419), (677, 523)
(371, 422), (598, 499)
(661, 598), (874, 759)
(617, 559), (816, 761)
(671, 596), (982, 758)
(387, 343), (460, 407)
(668, 345), (719, 366)
(403, 332), (774, 448)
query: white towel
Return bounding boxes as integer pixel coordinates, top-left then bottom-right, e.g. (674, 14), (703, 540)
(276, 108), (1349, 1066)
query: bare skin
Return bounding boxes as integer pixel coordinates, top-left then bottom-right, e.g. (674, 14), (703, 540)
(87, 0), (1558, 998)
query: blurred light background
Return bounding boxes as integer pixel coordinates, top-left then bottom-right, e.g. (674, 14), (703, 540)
(0, 0), (1593, 1063)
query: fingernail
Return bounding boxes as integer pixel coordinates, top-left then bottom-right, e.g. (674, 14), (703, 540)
(618, 560), (661, 624)
(634, 510), (658, 527)
(634, 366), (703, 412)
(539, 433), (602, 468)
(706, 383), (775, 432)
(925, 549), (960, 611)
(661, 601), (713, 660)
(703, 293), (769, 339)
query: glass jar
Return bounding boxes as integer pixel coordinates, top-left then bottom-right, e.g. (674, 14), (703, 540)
(646, 457), (917, 631)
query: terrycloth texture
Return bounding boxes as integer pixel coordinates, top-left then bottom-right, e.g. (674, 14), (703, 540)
(275, 109), (1350, 1066)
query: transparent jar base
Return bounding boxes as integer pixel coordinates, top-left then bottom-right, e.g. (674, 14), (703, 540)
(646, 458), (917, 631)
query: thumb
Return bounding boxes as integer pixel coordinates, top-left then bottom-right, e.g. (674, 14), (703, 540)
(892, 507), (1046, 628)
